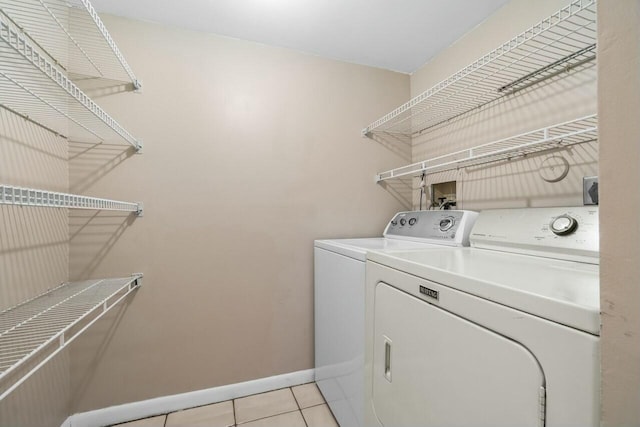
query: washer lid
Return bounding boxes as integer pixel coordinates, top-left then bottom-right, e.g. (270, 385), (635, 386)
(314, 238), (443, 262)
(367, 247), (600, 335)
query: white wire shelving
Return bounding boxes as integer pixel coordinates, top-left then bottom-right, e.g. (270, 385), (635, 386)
(376, 115), (597, 182)
(363, 0), (597, 138)
(0, 185), (143, 216)
(0, 7), (143, 149)
(0, 0), (141, 87)
(0, 275), (142, 400)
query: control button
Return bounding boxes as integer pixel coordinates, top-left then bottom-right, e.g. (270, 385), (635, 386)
(400, 218), (407, 226)
(391, 220), (398, 226)
(550, 215), (578, 236)
(408, 218), (417, 226)
(439, 217), (455, 232)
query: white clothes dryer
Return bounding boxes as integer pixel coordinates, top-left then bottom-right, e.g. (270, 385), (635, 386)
(314, 210), (478, 427)
(364, 207), (600, 427)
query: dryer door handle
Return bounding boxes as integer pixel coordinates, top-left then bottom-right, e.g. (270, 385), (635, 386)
(384, 337), (392, 382)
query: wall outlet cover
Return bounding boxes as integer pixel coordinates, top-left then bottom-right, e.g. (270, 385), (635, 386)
(583, 176), (598, 205)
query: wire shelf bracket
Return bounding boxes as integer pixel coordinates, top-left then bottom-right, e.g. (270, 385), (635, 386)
(0, 10), (143, 150)
(375, 115), (598, 182)
(0, 275), (143, 400)
(362, 0), (597, 138)
(0, 185), (143, 216)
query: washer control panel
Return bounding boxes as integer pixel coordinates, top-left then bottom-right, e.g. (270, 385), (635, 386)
(470, 207), (599, 264)
(384, 210), (479, 246)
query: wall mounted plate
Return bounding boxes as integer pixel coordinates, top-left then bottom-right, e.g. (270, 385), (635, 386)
(539, 156), (570, 183)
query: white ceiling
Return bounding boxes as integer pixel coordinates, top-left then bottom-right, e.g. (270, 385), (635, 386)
(90, 0), (511, 74)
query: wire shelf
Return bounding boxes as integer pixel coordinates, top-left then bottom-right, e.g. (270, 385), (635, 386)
(0, 184), (143, 215)
(0, 9), (143, 149)
(376, 115), (597, 182)
(0, 0), (140, 87)
(363, 0), (597, 138)
(0, 275), (142, 400)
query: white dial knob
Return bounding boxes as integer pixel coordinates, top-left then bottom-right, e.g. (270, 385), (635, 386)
(550, 215), (578, 236)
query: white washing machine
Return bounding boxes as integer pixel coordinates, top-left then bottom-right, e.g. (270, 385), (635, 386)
(315, 210), (479, 427)
(364, 206), (600, 427)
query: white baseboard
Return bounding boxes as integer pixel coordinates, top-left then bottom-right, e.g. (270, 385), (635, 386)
(62, 368), (315, 427)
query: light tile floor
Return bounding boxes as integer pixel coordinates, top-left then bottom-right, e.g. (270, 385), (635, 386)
(114, 382), (339, 427)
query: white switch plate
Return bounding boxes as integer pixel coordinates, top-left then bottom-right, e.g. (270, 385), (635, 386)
(583, 176), (598, 205)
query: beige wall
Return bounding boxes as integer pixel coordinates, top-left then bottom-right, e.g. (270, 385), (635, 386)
(598, 0), (640, 425)
(67, 15), (409, 412)
(0, 109), (70, 424)
(409, 0), (597, 210)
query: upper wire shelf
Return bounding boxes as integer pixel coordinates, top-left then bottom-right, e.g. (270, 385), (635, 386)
(0, 275), (142, 400)
(0, 0), (140, 87)
(0, 9), (143, 149)
(376, 115), (597, 182)
(363, 0), (597, 138)
(0, 184), (143, 216)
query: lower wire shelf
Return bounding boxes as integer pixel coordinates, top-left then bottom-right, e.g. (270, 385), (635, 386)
(376, 115), (598, 182)
(0, 274), (142, 400)
(0, 185), (143, 216)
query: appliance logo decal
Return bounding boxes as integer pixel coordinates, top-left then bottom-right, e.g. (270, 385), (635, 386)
(419, 285), (439, 300)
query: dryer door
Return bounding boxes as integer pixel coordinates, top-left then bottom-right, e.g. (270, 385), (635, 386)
(372, 283), (545, 427)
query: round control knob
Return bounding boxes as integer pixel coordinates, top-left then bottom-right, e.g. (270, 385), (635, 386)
(550, 215), (578, 236)
(408, 218), (417, 226)
(400, 218), (407, 226)
(391, 220), (398, 226)
(439, 217), (455, 232)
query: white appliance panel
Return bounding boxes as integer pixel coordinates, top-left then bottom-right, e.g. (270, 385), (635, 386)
(315, 247), (364, 427)
(371, 282), (544, 427)
(365, 262), (600, 427)
(366, 247), (600, 334)
(314, 238), (441, 262)
(314, 210), (479, 427)
(470, 206), (599, 263)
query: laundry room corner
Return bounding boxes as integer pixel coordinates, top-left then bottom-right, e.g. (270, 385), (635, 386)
(2, 0), (640, 425)
(63, 13), (411, 414)
(0, 110), (71, 427)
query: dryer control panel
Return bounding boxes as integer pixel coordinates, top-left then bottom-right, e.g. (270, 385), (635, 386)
(470, 206), (599, 264)
(384, 210), (479, 247)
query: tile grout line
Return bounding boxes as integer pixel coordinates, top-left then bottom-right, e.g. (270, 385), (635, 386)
(289, 386), (309, 427)
(232, 397), (237, 427)
(234, 389), (302, 426)
(300, 407), (310, 427)
(113, 382), (324, 427)
(290, 386), (302, 410)
(235, 408), (303, 426)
